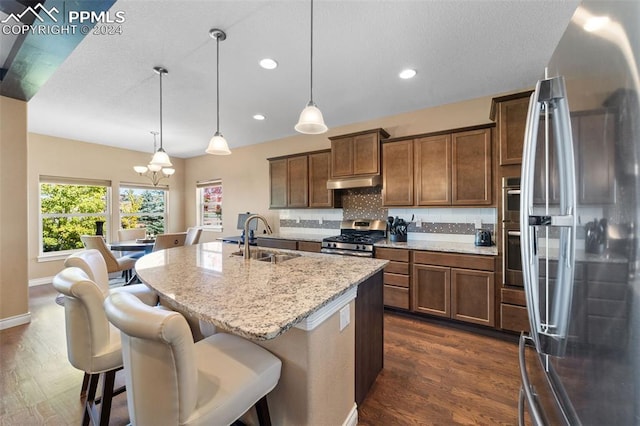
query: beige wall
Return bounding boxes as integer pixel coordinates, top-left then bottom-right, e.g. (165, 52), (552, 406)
(27, 134), (185, 281)
(185, 93), (499, 239)
(0, 96), (29, 324)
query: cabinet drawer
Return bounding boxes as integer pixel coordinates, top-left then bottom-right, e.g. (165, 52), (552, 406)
(375, 247), (410, 262)
(384, 272), (409, 288)
(385, 261), (409, 275)
(587, 262), (628, 282)
(298, 241), (322, 253)
(587, 281), (628, 300)
(501, 287), (526, 306)
(413, 251), (494, 271)
(500, 303), (530, 333)
(384, 285), (409, 310)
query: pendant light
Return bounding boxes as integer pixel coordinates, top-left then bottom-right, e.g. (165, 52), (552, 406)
(134, 131), (175, 186)
(149, 66), (173, 167)
(206, 28), (232, 155)
(295, 0), (328, 134)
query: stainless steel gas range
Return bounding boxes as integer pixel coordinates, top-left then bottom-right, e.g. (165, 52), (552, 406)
(321, 219), (387, 257)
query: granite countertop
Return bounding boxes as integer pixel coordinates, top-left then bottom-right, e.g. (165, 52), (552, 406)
(375, 240), (498, 256)
(135, 242), (388, 341)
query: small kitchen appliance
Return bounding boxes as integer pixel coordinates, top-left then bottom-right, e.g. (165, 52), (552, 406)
(321, 219), (386, 257)
(474, 228), (493, 246)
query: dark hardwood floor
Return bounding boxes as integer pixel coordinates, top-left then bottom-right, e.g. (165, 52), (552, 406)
(1, 285), (524, 425)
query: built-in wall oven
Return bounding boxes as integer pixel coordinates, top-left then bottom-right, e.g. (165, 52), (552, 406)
(502, 177), (523, 287)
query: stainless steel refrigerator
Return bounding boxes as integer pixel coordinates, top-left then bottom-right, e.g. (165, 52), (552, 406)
(519, 1), (640, 424)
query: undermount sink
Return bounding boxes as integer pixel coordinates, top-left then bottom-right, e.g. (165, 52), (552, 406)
(231, 249), (301, 264)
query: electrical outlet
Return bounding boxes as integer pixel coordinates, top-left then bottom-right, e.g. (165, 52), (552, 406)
(475, 219), (482, 229)
(339, 305), (350, 331)
(296, 217), (300, 224)
(319, 217), (323, 225)
(416, 217), (422, 228)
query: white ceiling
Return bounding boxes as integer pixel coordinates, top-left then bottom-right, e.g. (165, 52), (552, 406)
(27, 0), (579, 159)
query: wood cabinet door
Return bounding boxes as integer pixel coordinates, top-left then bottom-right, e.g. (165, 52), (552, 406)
(287, 156), (308, 207)
(269, 159), (288, 208)
(330, 137), (354, 177)
(382, 140), (413, 206)
(576, 111), (615, 204)
(498, 96), (530, 165)
(353, 132), (380, 175)
(414, 134), (451, 205)
(308, 151), (333, 208)
(451, 128), (492, 205)
(412, 264), (450, 318)
(451, 268), (495, 327)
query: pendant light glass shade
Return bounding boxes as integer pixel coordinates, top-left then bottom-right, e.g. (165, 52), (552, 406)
(206, 132), (231, 155)
(295, 101), (328, 134)
(150, 148), (172, 167)
(207, 29), (232, 155)
(296, 0), (328, 135)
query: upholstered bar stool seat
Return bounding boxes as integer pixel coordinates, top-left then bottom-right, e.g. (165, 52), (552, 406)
(104, 291), (282, 426)
(81, 235), (138, 282)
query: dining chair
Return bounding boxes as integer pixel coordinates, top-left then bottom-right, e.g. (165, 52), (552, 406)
(104, 291), (282, 426)
(152, 232), (187, 252)
(184, 227), (202, 246)
(117, 228), (146, 242)
(80, 235), (137, 282)
(53, 267), (126, 426)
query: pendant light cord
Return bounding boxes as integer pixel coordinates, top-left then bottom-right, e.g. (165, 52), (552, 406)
(309, 0), (314, 103)
(216, 35), (220, 134)
(159, 70), (163, 150)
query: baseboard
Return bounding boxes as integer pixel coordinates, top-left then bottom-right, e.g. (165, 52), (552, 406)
(0, 312), (31, 330)
(29, 276), (53, 287)
(342, 403), (358, 426)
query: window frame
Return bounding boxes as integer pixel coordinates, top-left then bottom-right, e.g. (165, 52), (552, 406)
(118, 183), (169, 237)
(38, 176), (112, 259)
(197, 179), (223, 232)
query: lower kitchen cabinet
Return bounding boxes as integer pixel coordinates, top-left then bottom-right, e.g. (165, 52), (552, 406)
(500, 287), (530, 333)
(412, 251), (495, 327)
(375, 247), (410, 310)
(256, 238), (298, 250)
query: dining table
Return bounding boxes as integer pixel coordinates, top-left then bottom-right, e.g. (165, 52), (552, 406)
(109, 239), (155, 284)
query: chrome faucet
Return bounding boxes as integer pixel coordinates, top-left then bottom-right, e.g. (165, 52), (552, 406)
(243, 214), (273, 259)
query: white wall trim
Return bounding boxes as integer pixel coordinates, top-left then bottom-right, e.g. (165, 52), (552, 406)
(342, 403), (358, 426)
(295, 286), (357, 331)
(29, 276), (53, 287)
(0, 312), (31, 330)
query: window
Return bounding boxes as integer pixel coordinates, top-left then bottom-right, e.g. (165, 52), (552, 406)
(197, 179), (223, 231)
(119, 185), (167, 236)
(40, 176), (111, 254)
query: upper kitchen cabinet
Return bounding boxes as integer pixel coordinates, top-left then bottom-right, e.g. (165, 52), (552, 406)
(382, 140), (414, 206)
(330, 128), (390, 178)
(269, 154), (308, 208)
(269, 150), (340, 209)
(490, 91), (533, 166)
(415, 134), (451, 206)
(381, 124), (493, 207)
(451, 127), (493, 205)
(308, 150), (335, 208)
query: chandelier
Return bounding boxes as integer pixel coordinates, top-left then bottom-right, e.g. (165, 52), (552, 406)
(134, 131), (175, 186)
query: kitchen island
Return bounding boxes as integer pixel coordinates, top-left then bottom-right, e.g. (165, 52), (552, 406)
(135, 242), (387, 425)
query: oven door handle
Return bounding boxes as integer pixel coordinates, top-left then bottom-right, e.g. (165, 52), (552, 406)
(507, 189), (521, 195)
(507, 230), (521, 237)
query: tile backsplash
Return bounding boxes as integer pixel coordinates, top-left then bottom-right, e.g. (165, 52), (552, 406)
(278, 187), (497, 241)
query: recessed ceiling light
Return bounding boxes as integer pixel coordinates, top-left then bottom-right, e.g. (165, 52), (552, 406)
(253, 114), (266, 120)
(399, 69), (417, 79)
(259, 58), (278, 70)
(583, 16), (610, 32)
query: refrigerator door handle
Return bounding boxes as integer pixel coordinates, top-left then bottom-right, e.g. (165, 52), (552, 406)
(521, 76), (577, 354)
(518, 333), (545, 426)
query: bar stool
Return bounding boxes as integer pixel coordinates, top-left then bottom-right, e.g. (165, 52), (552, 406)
(104, 291), (282, 426)
(53, 267), (125, 425)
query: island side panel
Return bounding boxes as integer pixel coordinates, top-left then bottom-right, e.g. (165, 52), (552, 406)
(355, 270), (384, 406)
(256, 300), (356, 425)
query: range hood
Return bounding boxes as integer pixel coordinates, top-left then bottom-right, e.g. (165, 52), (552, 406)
(326, 175), (381, 190)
